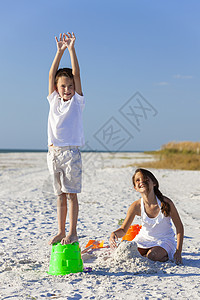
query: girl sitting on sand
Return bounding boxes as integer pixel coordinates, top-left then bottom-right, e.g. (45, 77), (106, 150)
(109, 168), (184, 264)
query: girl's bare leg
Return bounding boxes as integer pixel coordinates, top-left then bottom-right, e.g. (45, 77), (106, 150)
(48, 193), (67, 245)
(146, 246), (168, 262)
(138, 246), (168, 262)
(61, 193), (79, 245)
(138, 247), (150, 256)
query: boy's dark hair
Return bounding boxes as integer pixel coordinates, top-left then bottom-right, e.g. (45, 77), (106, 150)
(55, 68), (73, 87)
(132, 168), (170, 217)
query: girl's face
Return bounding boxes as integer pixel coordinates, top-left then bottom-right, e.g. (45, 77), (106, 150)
(133, 172), (155, 194)
(56, 76), (75, 101)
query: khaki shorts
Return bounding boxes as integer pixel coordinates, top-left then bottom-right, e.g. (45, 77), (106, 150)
(47, 146), (82, 195)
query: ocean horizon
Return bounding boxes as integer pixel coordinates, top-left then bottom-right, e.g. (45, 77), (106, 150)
(0, 148), (145, 153)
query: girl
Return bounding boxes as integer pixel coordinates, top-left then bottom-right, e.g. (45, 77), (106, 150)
(110, 169), (184, 264)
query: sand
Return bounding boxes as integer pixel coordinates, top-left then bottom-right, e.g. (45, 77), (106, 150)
(0, 151), (200, 299)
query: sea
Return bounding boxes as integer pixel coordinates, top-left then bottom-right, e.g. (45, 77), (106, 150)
(0, 149), (144, 153)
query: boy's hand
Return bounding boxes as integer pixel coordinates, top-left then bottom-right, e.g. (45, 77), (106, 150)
(63, 32), (76, 51)
(55, 33), (68, 52)
(55, 32), (76, 53)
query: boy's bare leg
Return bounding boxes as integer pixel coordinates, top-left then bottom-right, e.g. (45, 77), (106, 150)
(61, 193), (78, 244)
(48, 193), (67, 245)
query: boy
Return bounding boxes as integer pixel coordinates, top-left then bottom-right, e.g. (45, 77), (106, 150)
(47, 32), (85, 245)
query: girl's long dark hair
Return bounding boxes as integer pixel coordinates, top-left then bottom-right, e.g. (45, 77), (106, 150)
(132, 168), (170, 217)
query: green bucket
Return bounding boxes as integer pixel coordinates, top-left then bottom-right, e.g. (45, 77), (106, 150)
(48, 242), (84, 275)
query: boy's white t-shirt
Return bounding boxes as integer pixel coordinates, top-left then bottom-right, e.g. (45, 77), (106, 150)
(47, 90), (85, 147)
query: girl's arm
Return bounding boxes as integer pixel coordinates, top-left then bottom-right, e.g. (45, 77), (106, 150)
(166, 197), (184, 264)
(109, 200), (140, 248)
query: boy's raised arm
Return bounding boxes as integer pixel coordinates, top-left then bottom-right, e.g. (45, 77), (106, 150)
(64, 32), (83, 96)
(48, 34), (67, 96)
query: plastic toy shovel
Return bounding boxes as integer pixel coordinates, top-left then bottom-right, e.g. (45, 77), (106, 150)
(81, 240), (104, 254)
(122, 224), (142, 241)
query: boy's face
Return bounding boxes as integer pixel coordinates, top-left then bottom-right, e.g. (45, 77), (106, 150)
(56, 76), (75, 101)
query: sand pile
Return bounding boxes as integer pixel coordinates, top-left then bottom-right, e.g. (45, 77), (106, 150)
(94, 241), (176, 275)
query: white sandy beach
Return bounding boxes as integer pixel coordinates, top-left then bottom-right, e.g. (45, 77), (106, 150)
(0, 152), (200, 299)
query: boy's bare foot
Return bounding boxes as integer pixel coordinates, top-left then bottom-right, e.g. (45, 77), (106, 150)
(61, 234), (78, 245)
(48, 232), (66, 245)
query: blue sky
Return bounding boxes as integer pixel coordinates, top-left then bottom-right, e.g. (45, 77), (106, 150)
(0, 0), (199, 151)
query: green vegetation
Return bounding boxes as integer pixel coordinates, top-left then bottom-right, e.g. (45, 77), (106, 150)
(136, 141), (200, 171)
(118, 218), (125, 226)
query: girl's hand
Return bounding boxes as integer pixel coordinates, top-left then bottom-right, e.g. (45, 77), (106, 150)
(109, 232), (118, 249)
(173, 249), (182, 265)
(63, 32), (76, 51)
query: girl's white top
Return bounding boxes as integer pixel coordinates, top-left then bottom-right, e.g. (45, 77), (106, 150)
(134, 197), (176, 255)
(47, 91), (85, 147)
